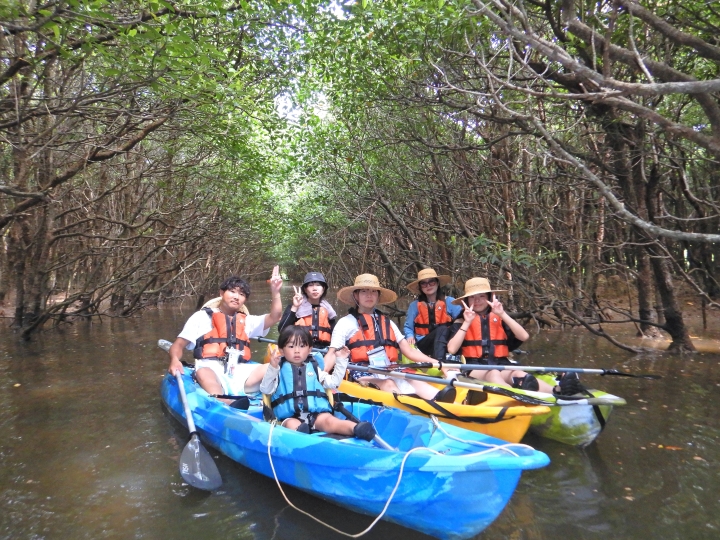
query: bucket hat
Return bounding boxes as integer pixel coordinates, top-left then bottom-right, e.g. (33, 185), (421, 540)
(337, 274), (397, 305)
(302, 271), (327, 288)
(451, 278), (507, 305)
(406, 268), (452, 295)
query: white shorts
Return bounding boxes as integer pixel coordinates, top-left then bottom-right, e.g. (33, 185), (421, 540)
(194, 360), (261, 396)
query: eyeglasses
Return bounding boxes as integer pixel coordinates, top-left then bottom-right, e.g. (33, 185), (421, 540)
(419, 280), (437, 287)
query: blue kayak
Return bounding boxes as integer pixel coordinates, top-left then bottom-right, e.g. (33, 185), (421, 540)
(161, 370), (549, 540)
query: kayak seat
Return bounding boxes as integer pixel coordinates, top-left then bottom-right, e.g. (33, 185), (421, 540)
(464, 390), (488, 406)
(434, 386), (457, 403)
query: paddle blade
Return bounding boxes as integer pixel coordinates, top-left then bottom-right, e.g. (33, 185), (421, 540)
(179, 434), (222, 491)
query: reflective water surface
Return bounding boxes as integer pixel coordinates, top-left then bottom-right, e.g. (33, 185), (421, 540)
(1, 286), (718, 540)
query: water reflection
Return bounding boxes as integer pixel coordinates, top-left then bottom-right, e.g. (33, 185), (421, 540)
(0, 285), (719, 540)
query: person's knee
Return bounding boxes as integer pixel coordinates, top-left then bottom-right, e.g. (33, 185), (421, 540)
(469, 369), (488, 381)
(195, 367), (216, 385)
(282, 418), (300, 430)
(376, 379), (399, 393)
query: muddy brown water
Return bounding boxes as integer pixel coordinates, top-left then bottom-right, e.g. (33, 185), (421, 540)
(1, 285), (719, 540)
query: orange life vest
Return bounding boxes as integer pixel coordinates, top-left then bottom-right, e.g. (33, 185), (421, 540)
(347, 309), (399, 364)
(414, 299), (453, 336)
(461, 311), (509, 361)
(295, 305), (333, 345)
(193, 308), (251, 362)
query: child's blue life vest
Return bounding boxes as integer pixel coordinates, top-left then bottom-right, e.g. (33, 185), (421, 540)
(270, 354), (332, 420)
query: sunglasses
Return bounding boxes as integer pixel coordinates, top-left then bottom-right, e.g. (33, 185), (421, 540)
(419, 280), (438, 287)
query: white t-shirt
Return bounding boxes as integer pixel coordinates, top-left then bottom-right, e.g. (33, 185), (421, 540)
(329, 313), (404, 350)
(178, 309), (270, 349)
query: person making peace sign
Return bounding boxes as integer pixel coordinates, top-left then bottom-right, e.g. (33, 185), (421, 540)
(446, 277), (584, 395)
(277, 271), (337, 349)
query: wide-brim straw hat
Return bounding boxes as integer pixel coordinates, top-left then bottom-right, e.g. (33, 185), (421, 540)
(406, 268), (452, 294)
(202, 296), (250, 315)
(451, 278), (507, 305)
(337, 274), (398, 305)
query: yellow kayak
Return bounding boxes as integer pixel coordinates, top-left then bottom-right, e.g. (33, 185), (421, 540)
(338, 379), (551, 443)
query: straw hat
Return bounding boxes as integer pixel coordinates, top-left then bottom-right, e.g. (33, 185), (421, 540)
(337, 274), (398, 305)
(406, 268), (452, 295)
(202, 296), (250, 315)
(451, 278), (507, 305)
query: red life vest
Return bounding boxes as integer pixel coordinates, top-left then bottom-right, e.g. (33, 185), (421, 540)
(295, 305), (333, 345)
(193, 308), (251, 362)
(461, 311), (509, 361)
(413, 299), (453, 336)
(347, 309), (399, 364)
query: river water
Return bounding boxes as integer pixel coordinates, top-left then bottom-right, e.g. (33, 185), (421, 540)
(1, 284), (719, 540)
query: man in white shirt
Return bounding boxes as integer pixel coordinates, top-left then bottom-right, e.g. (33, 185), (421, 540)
(166, 266), (283, 404)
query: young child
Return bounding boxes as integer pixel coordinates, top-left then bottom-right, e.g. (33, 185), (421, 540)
(277, 271), (337, 349)
(260, 325), (377, 440)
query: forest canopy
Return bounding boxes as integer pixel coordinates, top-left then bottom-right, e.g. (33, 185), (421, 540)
(1, 0), (718, 349)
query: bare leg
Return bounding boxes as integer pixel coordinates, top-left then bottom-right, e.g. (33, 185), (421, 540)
(194, 367), (233, 405)
(313, 412), (356, 436)
(470, 368), (555, 392)
(408, 380), (442, 400)
(358, 376), (400, 393)
(470, 369), (506, 385)
(358, 376), (440, 400)
(281, 417), (302, 430)
(243, 363), (269, 393)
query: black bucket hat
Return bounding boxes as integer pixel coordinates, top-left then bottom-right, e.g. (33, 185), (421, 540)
(302, 272), (328, 288)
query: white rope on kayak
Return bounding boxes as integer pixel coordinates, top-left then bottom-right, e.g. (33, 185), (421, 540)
(429, 416), (537, 456)
(266, 421), (432, 538)
(264, 416), (538, 537)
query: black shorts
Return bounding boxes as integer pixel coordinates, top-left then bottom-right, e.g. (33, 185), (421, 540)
(464, 357), (513, 366)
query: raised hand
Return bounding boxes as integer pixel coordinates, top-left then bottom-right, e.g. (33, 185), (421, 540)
(269, 265), (283, 295)
(489, 294), (505, 316)
(269, 344), (281, 368)
(461, 300), (476, 323)
(292, 285), (304, 309)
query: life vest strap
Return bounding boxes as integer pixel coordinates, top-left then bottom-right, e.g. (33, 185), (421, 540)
(271, 389), (329, 409)
(462, 339), (508, 346)
(198, 336), (251, 347)
(197, 356), (252, 364)
(311, 325), (333, 333)
(347, 338), (399, 350)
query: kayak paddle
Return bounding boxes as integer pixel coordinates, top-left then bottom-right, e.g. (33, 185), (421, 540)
(346, 364), (560, 406)
(438, 363), (661, 380)
(174, 371), (223, 491)
(333, 401), (395, 450)
(158, 339), (222, 490)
